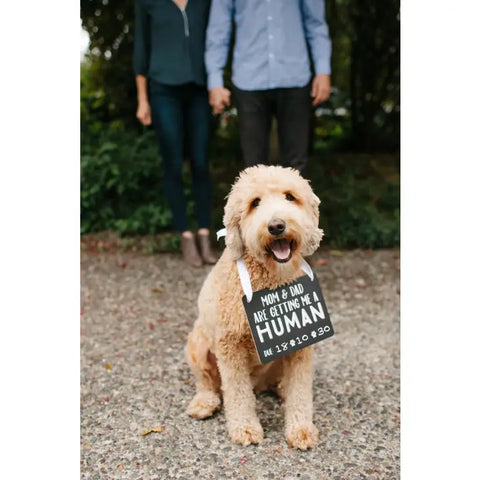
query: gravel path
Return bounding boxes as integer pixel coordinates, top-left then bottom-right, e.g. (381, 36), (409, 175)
(81, 247), (400, 480)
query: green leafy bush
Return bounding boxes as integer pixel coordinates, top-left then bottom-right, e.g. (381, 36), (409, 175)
(81, 120), (399, 248)
(81, 125), (175, 235)
(308, 154), (400, 248)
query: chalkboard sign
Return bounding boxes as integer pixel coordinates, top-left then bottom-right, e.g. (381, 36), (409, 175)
(243, 274), (334, 364)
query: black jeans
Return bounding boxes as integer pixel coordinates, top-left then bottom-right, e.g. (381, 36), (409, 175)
(149, 82), (212, 232)
(233, 85), (311, 174)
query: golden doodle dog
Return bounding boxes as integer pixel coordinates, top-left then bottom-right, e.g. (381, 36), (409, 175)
(185, 165), (324, 449)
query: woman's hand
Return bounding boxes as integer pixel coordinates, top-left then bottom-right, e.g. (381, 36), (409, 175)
(136, 100), (152, 126)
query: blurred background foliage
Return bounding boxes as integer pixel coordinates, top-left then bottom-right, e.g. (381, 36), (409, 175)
(81, 0), (399, 249)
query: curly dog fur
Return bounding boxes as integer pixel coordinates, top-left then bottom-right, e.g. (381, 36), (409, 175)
(185, 165), (324, 449)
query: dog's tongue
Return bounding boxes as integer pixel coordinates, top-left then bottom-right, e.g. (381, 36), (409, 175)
(271, 239), (291, 260)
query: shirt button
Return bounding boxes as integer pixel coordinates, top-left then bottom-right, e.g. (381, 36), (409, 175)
(269, 35), (274, 40)
(269, 53), (274, 58)
(267, 16), (272, 20)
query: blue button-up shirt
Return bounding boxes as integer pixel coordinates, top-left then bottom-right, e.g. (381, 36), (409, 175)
(205, 0), (331, 91)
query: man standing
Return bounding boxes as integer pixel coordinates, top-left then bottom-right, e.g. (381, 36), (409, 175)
(205, 0), (331, 174)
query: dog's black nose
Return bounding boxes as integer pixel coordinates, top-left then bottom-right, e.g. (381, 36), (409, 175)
(268, 218), (286, 236)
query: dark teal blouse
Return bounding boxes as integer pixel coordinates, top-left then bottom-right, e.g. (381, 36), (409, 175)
(133, 0), (211, 86)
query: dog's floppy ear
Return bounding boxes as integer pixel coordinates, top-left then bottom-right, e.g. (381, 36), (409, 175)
(223, 195), (244, 260)
(302, 187), (323, 256)
(309, 190), (321, 224)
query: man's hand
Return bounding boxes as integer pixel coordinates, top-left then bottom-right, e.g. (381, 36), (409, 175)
(136, 100), (151, 126)
(311, 74), (331, 106)
(209, 87), (231, 114)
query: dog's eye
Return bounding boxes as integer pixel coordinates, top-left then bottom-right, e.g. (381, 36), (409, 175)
(251, 198), (261, 208)
(285, 193), (296, 201)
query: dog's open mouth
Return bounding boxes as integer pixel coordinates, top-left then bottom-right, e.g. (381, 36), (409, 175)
(267, 238), (293, 263)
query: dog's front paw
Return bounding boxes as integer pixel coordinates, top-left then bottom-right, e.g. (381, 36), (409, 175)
(187, 391), (221, 419)
(286, 423), (319, 450)
(229, 423), (264, 446)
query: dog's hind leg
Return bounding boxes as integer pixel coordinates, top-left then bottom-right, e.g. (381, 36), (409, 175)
(185, 325), (221, 419)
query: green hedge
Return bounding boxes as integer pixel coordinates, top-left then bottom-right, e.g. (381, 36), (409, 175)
(81, 125), (173, 235)
(81, 121), (399, 249)
(308, 154), (400, 248)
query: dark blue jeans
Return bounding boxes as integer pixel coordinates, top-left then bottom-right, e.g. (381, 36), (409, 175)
(149, 82), (212, 232)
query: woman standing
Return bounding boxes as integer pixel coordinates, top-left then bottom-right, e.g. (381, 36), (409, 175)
(134, 0), (216, 267)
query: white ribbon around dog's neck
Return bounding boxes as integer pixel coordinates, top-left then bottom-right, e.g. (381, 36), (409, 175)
(216, 228), (227, 241)
(216, 228), (314, 303)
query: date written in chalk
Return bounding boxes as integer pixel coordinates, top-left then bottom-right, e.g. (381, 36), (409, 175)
(265, 326), (332, 358)
(243, 274), (334, 364)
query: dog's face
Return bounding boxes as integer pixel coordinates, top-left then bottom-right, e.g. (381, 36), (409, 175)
(223, 166), (323, 267)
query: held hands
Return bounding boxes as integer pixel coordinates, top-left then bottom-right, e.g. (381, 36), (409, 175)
(136, 100), (152, 126)
(311, 74), (331, 106)
(209, 87), (231, 114)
